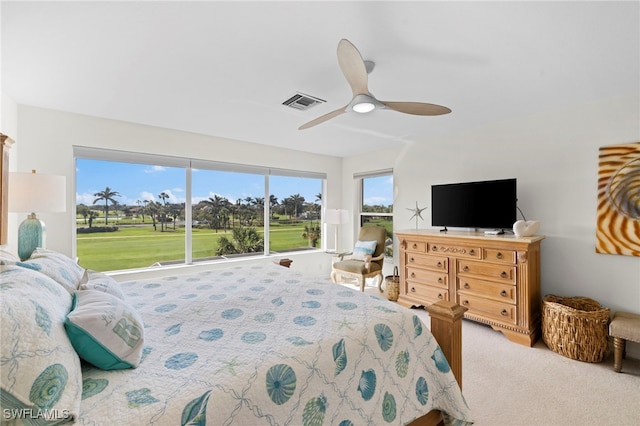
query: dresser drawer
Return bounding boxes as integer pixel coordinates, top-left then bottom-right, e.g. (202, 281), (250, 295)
(406, 267), (448, 288)
(406, 253), (448, 271)
(457, 259), (516, 284)
(406, 282), (449, 304)
(457, 277), (516, 304)
(458, 294), (517, 325)
(484, 248), (517, 264)
(405, 240), (427, 253)
(428, 242), (482, 259)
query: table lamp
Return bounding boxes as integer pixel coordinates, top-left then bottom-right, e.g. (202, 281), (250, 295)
(324, 209), (348, 253)
(9, 170), (66, 260)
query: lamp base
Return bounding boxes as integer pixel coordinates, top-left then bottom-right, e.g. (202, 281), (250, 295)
(18, 213), (45, 261)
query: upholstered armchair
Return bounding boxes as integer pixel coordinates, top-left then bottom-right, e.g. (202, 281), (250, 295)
(331, 226), (387, 292)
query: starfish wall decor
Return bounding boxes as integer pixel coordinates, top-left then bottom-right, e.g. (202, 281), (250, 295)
(407, 202), (427, 229)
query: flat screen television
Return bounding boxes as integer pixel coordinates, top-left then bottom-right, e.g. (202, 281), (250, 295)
(431, 178), (517, 230)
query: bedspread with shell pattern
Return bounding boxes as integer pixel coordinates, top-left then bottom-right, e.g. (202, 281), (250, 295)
(77, 264), (472, 425)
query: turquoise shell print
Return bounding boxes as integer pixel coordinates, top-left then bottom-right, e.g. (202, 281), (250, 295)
(302, 393), (327, 426)
(332, 339), (347, 376)
(82, 378), (109, 400)
(413, 315), (423, 337)
(357, 369), (376, 401)
(374, 323), (394, 352)
(181, 390), (211, 426)
(29, 363), (68, 409)
(381, 392), (397, 422)
(431, 347), (450, 373)
(415, 377), (429, 405)
(266, 364), (297, 405)
(395, 349), (410, 378)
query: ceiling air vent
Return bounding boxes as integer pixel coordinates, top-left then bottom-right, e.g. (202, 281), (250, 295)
(282, 92), (326, 111)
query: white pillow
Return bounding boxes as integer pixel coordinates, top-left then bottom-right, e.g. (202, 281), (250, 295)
(65, 290), (145, 370)
(0, 264), (82, 423)
(352, 240), (378, 261)
(20, 248), (85, 294)
(0, 245), (19, 265)
(79, 269), (126, 300)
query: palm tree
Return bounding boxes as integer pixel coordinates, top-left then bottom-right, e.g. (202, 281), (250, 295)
(216, 226), (264, 255)
(203, 195), (226, 232)
(93, 187), (121, 225)
(158, 192), (169, 231)
(269, 195), (279, 220)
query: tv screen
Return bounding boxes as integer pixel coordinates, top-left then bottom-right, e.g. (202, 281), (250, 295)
(431, 178), (517, 230)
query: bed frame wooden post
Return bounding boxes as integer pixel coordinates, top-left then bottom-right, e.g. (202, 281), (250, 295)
(425, 301), (468, 390)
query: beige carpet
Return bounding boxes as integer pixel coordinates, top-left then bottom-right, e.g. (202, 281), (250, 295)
(352, 283), (640, 426)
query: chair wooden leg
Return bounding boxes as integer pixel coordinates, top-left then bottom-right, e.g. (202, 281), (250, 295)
(613, 337), (626, 373)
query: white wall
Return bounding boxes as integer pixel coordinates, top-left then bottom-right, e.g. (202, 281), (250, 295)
(10, 105), (342, 278)
(344, 94), (640, 353)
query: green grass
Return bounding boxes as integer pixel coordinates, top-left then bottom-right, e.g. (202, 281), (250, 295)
(77, 223), (319, 271)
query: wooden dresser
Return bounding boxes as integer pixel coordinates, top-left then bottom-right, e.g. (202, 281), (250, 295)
(396, 229), (544, 346)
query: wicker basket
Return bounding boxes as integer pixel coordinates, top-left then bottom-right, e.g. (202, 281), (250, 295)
(381, 266), (400, 302)
(541, 295), (610, 363)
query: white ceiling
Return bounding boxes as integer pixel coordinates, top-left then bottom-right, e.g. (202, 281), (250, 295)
(2, 1), (638, 158)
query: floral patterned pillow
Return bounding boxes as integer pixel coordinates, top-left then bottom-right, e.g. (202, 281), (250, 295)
(0, 264), (82, 424)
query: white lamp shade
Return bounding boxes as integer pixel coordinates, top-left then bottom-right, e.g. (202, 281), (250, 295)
(325, 209), (349, 224)
(9, 171), (66, 213)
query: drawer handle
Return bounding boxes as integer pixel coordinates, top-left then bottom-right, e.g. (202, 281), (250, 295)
(437, 261), (442, 267)
(500, 290), (508, 297)
(462, 300), (469, 306)
(438, 293), (443, 299)
(410, 287), (416, 293)
(432, 246), (438, 251)
(500, 271), (508, 278)
(501, 309), (508, 316)
(496, 252), (503, 259)
(469, 249), (476, 256)
(411, 272), (416, 278)
(437, 278), (443, 284)
(409, 257), (415, 263)
(463, 266), (469, 272)
(464, 283), (470, 289)
(412, 243), (418, 249)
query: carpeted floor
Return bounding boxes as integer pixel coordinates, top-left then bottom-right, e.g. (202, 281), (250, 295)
(351, 282), (640, 426)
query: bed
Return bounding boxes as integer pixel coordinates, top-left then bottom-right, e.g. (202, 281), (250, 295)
(1, 248), (472, 426)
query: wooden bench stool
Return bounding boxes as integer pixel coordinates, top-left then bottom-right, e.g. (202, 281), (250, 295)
(609, 311), (640, 373)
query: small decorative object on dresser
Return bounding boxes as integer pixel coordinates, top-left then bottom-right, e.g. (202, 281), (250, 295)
(397, 229), (544, 346)
(513, 219), (540, 237)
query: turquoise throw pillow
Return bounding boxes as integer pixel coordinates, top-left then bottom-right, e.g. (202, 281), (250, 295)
(64, 290), (144, 370)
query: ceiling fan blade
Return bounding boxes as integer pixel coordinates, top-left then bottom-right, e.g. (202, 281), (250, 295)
(380, 101), (452, 116)
(337, 39), (369, 96)
(298, 105), (348, 130)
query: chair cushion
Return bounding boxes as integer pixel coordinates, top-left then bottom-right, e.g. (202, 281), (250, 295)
(609, 311), (640, 342)
(333, 259), (382, 274)
(352, 240), (377, 260)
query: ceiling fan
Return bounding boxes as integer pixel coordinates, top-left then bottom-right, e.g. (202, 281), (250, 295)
(299, 39), (451, 130)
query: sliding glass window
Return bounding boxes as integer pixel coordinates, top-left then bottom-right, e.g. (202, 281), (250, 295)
(357, 170), (394, 257)
(75, 148), (325, 272)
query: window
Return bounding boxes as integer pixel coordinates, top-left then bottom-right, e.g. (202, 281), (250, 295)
(75, 148), (325, 271)
(357, 170), (393, 256)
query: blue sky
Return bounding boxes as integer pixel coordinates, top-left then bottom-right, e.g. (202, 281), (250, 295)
(76, 159), (393, 208)
(76, 159), (324, 207)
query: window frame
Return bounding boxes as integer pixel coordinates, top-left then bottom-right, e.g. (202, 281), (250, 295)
(73, 146), (326, 270)
(355, 169), (394, 256)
